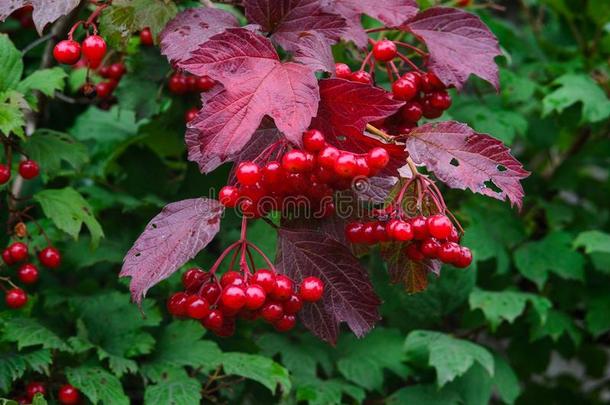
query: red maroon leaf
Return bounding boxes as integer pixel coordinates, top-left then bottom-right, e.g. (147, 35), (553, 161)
(226, 127), (283, 183)
(120, 198), (223, 304)
(276, 228), (381, 343)
(293, 31), (336, 73)
(160, 7), (239, 63)
(404, 7), (501, 90)
(334, 0), (419, 46)
(405, 121), (529, 208)
(354, 176), (398, 204)
(0, 0), (80, 35)
(380, 242), (441, 293)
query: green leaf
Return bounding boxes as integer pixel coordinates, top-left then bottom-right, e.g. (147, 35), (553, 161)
(34, 187), (104, 247)
(445, 363), (493, 405)
(21, 130), (88, 181)
(70, 106), (138, 143)
(542, 74), (610, 123)
(31, 393), (47, 405)
(144, 376), (201, 405)
(469, 289), (551, 331)
(452, 103), (528, 144)
(257, 333), (333, 378)
(404, 330), (494, 387)
(221, 353), (291, 394)
(0, 349), (52, 392)
(66, 366), (129, 405)
(514, 232), (584, 289)
(530, 309), (582, 346)
(387, 384), (461, 404)
(0, 91), (26, 138)
(573, 230), (610, 254)
(586, 294), (610, 337)
(295, 377), (366, 405)
(492, 355), (521, 404)
(17, 67), (67, 97)
(0, 34), (23, 92)
(114, 75), (160, 121)
(1, 317), (69, 351)
(587, 0), (610, 27)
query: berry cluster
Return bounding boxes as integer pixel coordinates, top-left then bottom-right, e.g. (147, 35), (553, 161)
(54, 34), (107, 68)
(2, 241), (62, 309)
(14, 382), (80, 405)
(168, 72), (215, 95)
(345, 214), (472, 268)
(94, 62), (127, 99)
(167, 268), (324, 336)
(218, 129), (390, 217)
(0, 159), (39, 185)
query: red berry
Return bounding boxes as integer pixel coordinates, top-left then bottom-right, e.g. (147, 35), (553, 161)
(201, 283), (221, 304)
(38, 246), (61, 268)
(448, 227), (461, 243)
(252, 269), (276, 293)
(167, 292), (188, 316)
(283, 294), (302, 314)
(318, 146), (340, 169)
(402, 71), (422, 89)
(373, 221), (389, 242)
(185, 295), (210, 319)
(299, 276), (324, 302)
(360, 222), (377, 245)
(98, 65), (111, 78)
(401, 102), (423, 122)
(373, 39), (397, 62)
(454, 247), (473, 268)
(8, 242), (28, 262)
(303, 129), (326, 152)
(5, 288), (27, 308)
(334, 153), (358, 178)
(0, 163), (10, 184)
(26, 381), (46, 400)
(427, 214), (453, 239)
(392, 220), (414, 241)
(366, 147), (390, 170)
(221, 285), (246, 310)
(197, 76), (215, 91)
(18, 160), (39, 180)
(182, 268), (206, 290)
(350, 70), (372, 84)
(392, 78), (418, 101)
(354, 156), (370, 177)
(421, 98), (443, 119)
(282, 150), (310, 173)
(271, 275), (293, 301)
(186, 75), (197, 91)
(202, 309), (223, 330)
(82, 35), (106, 65)
(95, 81), (113, 98)
(214, 317), (236, 337)
(405, 243), (425, 261)
(345, 222), (364, 243)
(274, 314), (296, 332)
(17, 263), (38, 284)
(218, 185), (239, 208)
(184, 107), (198, 123)
(420, 238), (441, 258)
(335, 63), (351, 79)
(168, 74), (188, 94)
(53, 40), (81, 65)
(262, 161), (284, 185)
(244, 284), (266, 310)
(260, 301), (283, 322)
(421, 72), (445, 92)
(2, 249), (15, 265)
(58, 384), (80, 405)
(140, 28), (153, 45)
(236, 161), (261, 186)
(410, 216), (429, 239)
(108, 63), (126, 80)
(220, 271), (243, 287)
(437, 242), (461, 264)
(428, 91), (452, 110)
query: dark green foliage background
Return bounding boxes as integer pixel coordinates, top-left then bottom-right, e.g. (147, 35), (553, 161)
(1, 0), (610, 404)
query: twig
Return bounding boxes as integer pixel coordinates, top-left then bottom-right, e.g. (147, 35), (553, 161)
(21, 33), (55, 55)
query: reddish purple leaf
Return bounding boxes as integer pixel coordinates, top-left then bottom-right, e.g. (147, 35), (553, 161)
(354, 175), (398, 204)
(293, 31), (336, 73)
(404, 7), (501, 90)
(160, 7), (239, 63)
(226, 127), (283, 183)
(0, 0), (80, 35)
(276, 228), (381, 343)
(405, 121), (529, 208)
(334, 0), (419, 46)
(120, 198), (223, 304)
(380, 242), (441, 293)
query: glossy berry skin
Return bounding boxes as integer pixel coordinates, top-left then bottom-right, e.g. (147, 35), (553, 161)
(220, 271), (243, 287)
(366, 147), (390, 170)
(53, 40), (81, 65)
(420, 238), (441, 258)
(303, 129), (326, 152)
(108, 63), (126, 80)
(197, 76), (215, 91)
(184, 107), (198, 123)
(299, 277), (324, 301)
(8, 242), (28, 262)
(95, 82), (113, 99)
(38, 246), (61, 269)
(5, 288), (27, 308)
(345, 222), (364, 244)
(17, 263), (38, 284)
(168, 74), (188, 94)
(350, 70), (372, 84)
(203, 310), (223, 330)
(282, 150), (310, 173)
(271, 275), (293, 301)
(437, 242), (461, 264)
(373, 39), (397, 62)
(392, 221), (414, 241)
(427, 214), (453, 239)
(82, 35), (107, 65)
(18, 160), (39, 179)
(185, 295), (210, 319)
(454, 247), (473, 268)
(335, 63), (351, 79)
(392, 78), (418, 101)
(401, 102), (423, 122)
(182, 268), (205, 290)
(218, 186), (239, 208)
(58, 384), (80, 405)
(236, 162), (261, 186)
(2, 249), (15, 265)
(167, 292), (188, 316)
(274, 314), (296, 332)
(421, 72), (445, 92)
(283, 294), (302, 314)
(334, 153), (358, 178)
(0, 163), (10, 184)
(200, 283), (221, 304)
(26, 381), (46, 400)
(252, 269), (276, 293)
(318, 146), (340, 169)
(140, 28), (153, 46)
(244, 284), (266, 310)
(221, 285), (246, 310)
(261, 301), (283, 322)
(421, 98), (443, 119)
(429, 91), (452, 110)
(262, 161), (284, 185)
(410, 216), (429, 240)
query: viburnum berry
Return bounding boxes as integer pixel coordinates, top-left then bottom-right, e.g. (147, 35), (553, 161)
(201, 283), (221, 304)
(427, 214), (453, 239)
(167, 292), (188, 316)
(282, 149), (310, 173)
(95, 81), (113, 98)
(318, 146), (340, 169)
(26, 381), (46, 400)
(215, 317), (236, 337)
(203, 309), (223, 330)
(373, 39), (397, 62)
(454, 247), (473, 268)
(335, 63), (352, 79)
(168, 73), (188, 94)
(7, 242), (28, 262)
(283, 294), (302, 314)
(17, 263), (39, 284)
(420, 238), (441, 258)
(252, 269), (276, 293)
(302, 129), (326, 152)
(197, 76), (215, 91)
(220, 271), (244, 287)
(5, 288), (28, 308)
(392, 78), (418, 101)
(334, 152), (358, 178)
(38, 246), (61, 268)
(81, 35), (107, 66)
(0, 163), (10, 184)
(182, 268), (205, 290)
(401, 102), (423, 122)
(236, 162), (262, 186)
(244, 284), (266, 310)
(140, 27), (153, 45)
(366, 147), (390, 170)
(421, 72), (445, 92)
(392, 220), (414, 241)
(260, 301), (283, 322)
(299, 277), (324, 302)
(437, 242), (461, 264)
(2, 249), (15, 265)
(274, 314), (296, 332)
(18, 160), (39, 179)
(221, 285), (246, 310)
(421, 98), (443, 119)
(107, 63), (126, 80)
(271, 275), (293, 301)
(53, 40), (81, 65)
(184, 107), (198, 123)
(410, 216), (429, 239)
(350, 70), (372, 84)
(58, 384), (80, 405)
(185, 295), (210, 319)
(218, 186), (239, 208)
(262, 161), (284, 185)
(402, 71), (422, 88)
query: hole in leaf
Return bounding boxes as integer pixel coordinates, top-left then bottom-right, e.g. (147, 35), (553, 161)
(484, 180), (502, 193)
(497, 165), (507, 172)
(450, 158), (460, 167)
(151, 223), (157, 229)
(135, 253), (141, 257)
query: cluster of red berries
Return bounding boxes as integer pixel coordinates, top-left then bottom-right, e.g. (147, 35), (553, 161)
(218, 129), (390, 217)
(94, 62), (127, 99)
(0, 159), (39, 185)
(53, 34), (107, 68)
(345, 214), (473, 268)
(167, 268), (324, 336)
(2, 242), (62, 309)
(168, 72), (215, 95)
(14, 382), (80, 405)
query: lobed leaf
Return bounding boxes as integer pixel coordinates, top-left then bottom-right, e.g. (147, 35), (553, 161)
(66, 366), (129, 405)
(17, 67), (67, 97)
(0, 0), (80, 35)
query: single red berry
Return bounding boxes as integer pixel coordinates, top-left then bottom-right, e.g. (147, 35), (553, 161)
(354, 156), (371, 177)
(8, 242), (28, 262)
(366, 147), (390, 170)
(453, 246), (473, 268)
(2, 249), (15, 265)
(282, 149), (310, 173)
(252, 269), (276, 293)
(428, 91), (452, 110)
(405, 243), (425, 261)
(185, 295), (210, 319)
(82, 35), (106, 65)
(38, 246), (61, 268)
(140, 27), (153, 45)
(402, 71), (422, 89)
(18, 160), (39, 180)
(345, 222), (364, 244)
(17, 263), (38, 284)
(318, 146), (340, 169)
(260, 301), (283, 322)
(186, 76), (197, 91)
(373, 221), (389, 242)
(334, 153), (358, 178)
(202, 309), (224, 330)
(350, 70), (372, 84)
(299, 276), (324, 302)
(167, 292), (188, 316)
(262, 161), (284, 185)
(221, 285), (246, 310)
(361, 222), (377, 245)
(214, 317), (236, 337)
(401, 102), (423, 122)
(244, 284), (266, 310)
(392, 78), (418, 101)
(5, 288), (27, 308)
(410, 216), (429, 239)
(427, 214), (453, 239)
(283, 294), (302, 314)
(274, 314), (296, 332)
(26, 381), (46, 400)
(58, 384), (80, 405)
(98, 65), (111, 78)
(218, 185), (239, 208)
(107, 63), (126, 80)
(373, 39), (397, 62)
(168, 74), (188, 94)
(448, 227), (461, 243)
(302, 129), (326, 152)
(421, 72), (445, 92)
(197, 76), (215, 91)
(437, 242), (461, 264)
(53, 40), (81, 65)
(335, 63), (351, 79)
(184, 107), (198, 123)
(0, 163), (10, 184)
(420, 238), (441, 258)
(421, 98), (443, 119)
(392, 221), (414, 241)
(220, 271), (244, 287)
(236, 161), (261, 186)
(271, 275), (293, 301)
(201, 282), (221, 304)
(95, 81), (113, 98)
(182, 268), (206, 290)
